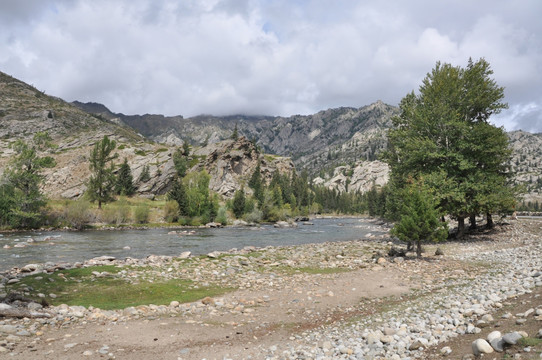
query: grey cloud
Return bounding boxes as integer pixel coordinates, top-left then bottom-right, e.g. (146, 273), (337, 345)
(0, 0), (541, 132)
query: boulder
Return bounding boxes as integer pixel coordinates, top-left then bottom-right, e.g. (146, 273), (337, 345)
(472, 339), (494, 356)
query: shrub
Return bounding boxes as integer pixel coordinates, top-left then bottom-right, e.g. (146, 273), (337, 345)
(244, 208), (263, 223)
(163, 201), (179, 223)
(133, 205), (149, 224)
(216, 206), (228, 226)
(62, 199), (92, 230)
(101, 199), (131, 225)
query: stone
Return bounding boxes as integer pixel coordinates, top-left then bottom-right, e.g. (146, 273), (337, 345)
(21, 263), (39, 272)
(0, 325), (18, 334)
(0, 303), (13, 311)
(435, 247), (444, 256)
(409, 340), (424, 350)
(502, 332), (523, 345)
(487, 331), (502, 342)
(472, 339), (494, 356)
(440, 346), (452, 356)
(377, 257), (387, 265)
(201, 297), (215, 306)
(490, 337), (505, 352)
(178, 251), (191, 259)
(207, 251), (220, 258)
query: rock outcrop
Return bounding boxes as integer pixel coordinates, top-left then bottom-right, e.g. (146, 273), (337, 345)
(313, 160), (389, 193)
(192, 137), (294, 198)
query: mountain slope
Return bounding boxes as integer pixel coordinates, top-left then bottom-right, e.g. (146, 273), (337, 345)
(1, 72), (293, 200)
(72, 100), (397, 176)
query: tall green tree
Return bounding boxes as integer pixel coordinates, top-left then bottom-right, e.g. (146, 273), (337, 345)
(232, 187), (246, 218)
(2, 132), (56, 228)
(173, 148), (188, 178)
(390, 180), (448, 257)
(88, 135), (117, 209)
(248, 162), (264, 205)
(115, 158), (135, 196)
(385, 58), (513, 237)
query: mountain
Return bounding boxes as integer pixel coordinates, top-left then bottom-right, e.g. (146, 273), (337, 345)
(73, 100), (542, 204)
(0, 72), (291, 200)
(72, 100), (397, 176)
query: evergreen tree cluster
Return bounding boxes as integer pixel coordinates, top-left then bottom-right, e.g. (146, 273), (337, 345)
(0, 132), (56, 228)
(384, 58), (517, 245)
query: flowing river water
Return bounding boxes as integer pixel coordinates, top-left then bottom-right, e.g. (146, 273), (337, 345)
(0, 217), (385, 272)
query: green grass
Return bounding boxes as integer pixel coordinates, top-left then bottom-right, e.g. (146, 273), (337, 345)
(518, 337), (542, 347)
(8, 265), (234, 310)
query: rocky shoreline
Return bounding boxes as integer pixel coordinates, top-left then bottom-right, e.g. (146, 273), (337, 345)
(0, 219), (540, 359)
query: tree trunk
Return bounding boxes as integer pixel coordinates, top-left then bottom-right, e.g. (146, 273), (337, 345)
(486, 212), (494, 229)
(469, 214), (477, 230)
(456, 217), (465, 239)
(416, 240), (422, 258)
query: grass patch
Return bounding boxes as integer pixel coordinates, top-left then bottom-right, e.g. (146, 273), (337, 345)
(9, 265), (234, 310)
(518, 337), (542, 347)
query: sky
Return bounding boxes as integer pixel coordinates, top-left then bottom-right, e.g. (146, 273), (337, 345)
(1, 0), (541, 133)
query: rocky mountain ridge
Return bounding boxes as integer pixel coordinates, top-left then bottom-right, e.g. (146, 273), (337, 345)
(72, 100), (397, 177)
(0, 71), (292, 200)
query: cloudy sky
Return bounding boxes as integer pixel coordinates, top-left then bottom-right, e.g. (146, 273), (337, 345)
(1, 0), (541, 132)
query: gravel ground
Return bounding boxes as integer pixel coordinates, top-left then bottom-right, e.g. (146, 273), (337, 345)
(0, 218), (541, 359)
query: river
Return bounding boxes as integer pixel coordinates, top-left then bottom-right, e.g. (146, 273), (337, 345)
(0, 217), (385, 272)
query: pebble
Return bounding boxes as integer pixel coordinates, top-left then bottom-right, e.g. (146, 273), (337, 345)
(0, 221), (541, 360)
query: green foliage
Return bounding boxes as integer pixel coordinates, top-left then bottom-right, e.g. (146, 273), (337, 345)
(216, 206), (228, 225)
(173, 148), (188, 178)
(134, 149), (146, 156)
(390, 180), (448, 257)
(384, 58), (514, 236)
(87, 135), (117, 209)
(9, 266), (233, 310)
(231, 123), (239, 140)
(163, 201), (180, 223)
(232, 188), (246, 218)
(62, 199), (93, 230)
(248, 162), (264, 205)
(115, 158), (135, 196)
(244, 208), (263, 223)
(101, 198), (131, 225)
(138, 164), (151, 182)
(168, 178), (188, 217)
(1, 132), (56, 228)
(133, 204), (150, 224)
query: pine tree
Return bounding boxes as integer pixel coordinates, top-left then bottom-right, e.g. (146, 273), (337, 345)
(138, 164), (151, 182)
(88, 135), (117, 209)
(248, 162), (264, 205)
(232, 188), (246, 218)
(2, 132), (56, 228)
(168, 178), (188, 217)
(115, 158), (135, 196)
(391, 180), (448, 257)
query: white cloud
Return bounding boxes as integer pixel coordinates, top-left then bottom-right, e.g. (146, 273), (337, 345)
(0, 0), (541, 132)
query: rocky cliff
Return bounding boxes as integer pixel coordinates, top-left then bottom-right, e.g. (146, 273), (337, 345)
(1, 72), (296, 200)
(192, 137), (294, 198)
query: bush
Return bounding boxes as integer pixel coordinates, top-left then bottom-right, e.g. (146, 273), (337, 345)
(101, 199), (131, 225)
(216, 206), (228, 226)
(133, 205), (149, 224)
(163, 201), (179, 223)
(62, 200), (92, 230)
(244, 208), (263, 223)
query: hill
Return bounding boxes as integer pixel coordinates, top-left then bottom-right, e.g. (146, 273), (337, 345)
(0, 72), (291, 200)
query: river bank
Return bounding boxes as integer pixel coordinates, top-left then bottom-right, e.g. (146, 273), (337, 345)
(0, 219), (541, 359)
